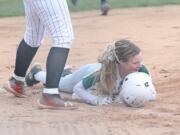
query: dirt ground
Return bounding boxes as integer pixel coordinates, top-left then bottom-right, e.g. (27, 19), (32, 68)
(0, 5), (180, 135)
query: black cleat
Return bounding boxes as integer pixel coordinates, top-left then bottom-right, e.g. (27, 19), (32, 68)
(25, 64), (42, 86)
(101, 2), (110, 16)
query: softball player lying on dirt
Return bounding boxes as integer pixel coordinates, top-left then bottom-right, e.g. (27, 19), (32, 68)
(25, 39), (157, 107)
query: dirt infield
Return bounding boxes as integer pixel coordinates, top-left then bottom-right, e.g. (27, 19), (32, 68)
(0, 5), (180, 135)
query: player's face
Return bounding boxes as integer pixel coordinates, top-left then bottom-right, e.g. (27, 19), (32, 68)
(120, 52), (143, 74)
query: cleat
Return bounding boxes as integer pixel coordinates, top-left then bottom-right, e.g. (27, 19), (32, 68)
(101, 2), (110, 16)
(38, 93), (77, 110)
(25, 64), (42, 86)
(3, 77), (27, 98)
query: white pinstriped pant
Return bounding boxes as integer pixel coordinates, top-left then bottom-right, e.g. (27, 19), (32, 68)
(23, 0), (74, 48)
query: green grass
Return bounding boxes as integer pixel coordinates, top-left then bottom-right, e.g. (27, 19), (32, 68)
(67, 0), (180, 12)
(1, 0), (180, 17)
(0, 0), (24, 17)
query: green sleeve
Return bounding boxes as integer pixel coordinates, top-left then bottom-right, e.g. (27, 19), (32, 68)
(138, 64), (149, 75)
(82, 72), (100, 89)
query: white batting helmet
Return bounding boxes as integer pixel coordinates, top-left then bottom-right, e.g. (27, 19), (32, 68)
(120, 72), (156, 108)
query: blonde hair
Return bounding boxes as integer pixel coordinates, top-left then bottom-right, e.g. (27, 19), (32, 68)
(97, 39), (141, 95)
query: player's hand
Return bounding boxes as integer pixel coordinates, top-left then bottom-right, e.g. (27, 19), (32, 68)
(97, 97), (112, 105)
(113, 94), (123, 104)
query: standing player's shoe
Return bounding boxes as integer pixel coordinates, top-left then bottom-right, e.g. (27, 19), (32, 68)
(3, 77), (27, 98)
(101, 2), (110, 16)
(25, 64), (42, 86)
(38, 93), (77, 110)
(71, 0), (78, 5)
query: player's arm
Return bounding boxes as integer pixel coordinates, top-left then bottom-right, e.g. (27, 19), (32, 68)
(73, 77), (112, 105)
(73, 81), (99, 105)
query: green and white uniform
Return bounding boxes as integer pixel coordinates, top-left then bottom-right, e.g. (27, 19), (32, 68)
(73, 64), (153, 105)
(34, 63), (155, 105)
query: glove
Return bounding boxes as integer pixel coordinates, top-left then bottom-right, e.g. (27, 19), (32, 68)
(97, 96), (112, 105)
(113, 94), (123, 104)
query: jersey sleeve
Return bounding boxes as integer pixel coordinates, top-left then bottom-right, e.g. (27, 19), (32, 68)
(138, 64), (149, 75)
(82, 72), (100, 89)
(73, 81), (99, 105)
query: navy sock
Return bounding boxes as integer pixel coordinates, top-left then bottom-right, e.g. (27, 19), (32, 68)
(14, 39), (38, 77)
(101, 0), (107, 4)
(46, 47), (69, 88)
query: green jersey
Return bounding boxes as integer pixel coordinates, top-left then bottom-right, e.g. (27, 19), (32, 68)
(82, 64), (149, 90)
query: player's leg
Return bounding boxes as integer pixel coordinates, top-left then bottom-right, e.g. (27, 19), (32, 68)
(101, 0), (107, 4)
(100, 0), (110, 15)
(31, 0), (75, 109)
(25, 63), (72, 87)
(59, 63), (101, 93)
(26, 63), (101, 94)
(3, 0), (44, 97)
(71, 0), (78, 6)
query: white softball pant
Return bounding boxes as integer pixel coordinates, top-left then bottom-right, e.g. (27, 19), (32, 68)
(34, 63), (102, 93)
(23, 0), (74, 48)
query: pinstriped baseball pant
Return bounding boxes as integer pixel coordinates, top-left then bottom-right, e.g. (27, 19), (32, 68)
(23, 0), (74, 48)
